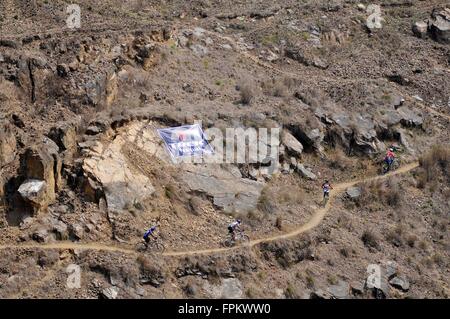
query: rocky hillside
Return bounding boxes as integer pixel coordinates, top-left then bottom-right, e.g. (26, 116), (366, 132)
(0, 0), (449, 299)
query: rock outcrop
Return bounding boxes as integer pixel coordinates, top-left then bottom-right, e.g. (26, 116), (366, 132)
(17, 179), (48, 213)
(281, 130), (303, 157)
(182, 165), (264, 213)
(18, 138), (62, 214)
(0, 121), (16, 167)
(82, 136), (155, 214)
(429, 8), (450, 44)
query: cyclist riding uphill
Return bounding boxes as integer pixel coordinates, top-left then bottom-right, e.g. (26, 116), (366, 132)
(228, 219), (242, 241)
(322, 180), (333, 199)
(384, 147), (396, 170)
(143, 222), (160, 244)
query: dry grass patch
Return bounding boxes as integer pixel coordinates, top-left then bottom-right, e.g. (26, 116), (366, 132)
(356, 177), (402, 209)
(417, 145), (450, 188)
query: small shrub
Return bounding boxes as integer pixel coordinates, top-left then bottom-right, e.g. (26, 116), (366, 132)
(356, 178), (402, 208)
(384, 179), (402, 207)
(246, 287), (256, 298)
(247, 210), (261, 221)
(385, 229), (403, 247)
(257, 188), (276, 214)
(406, 234), (417, 248)
(418, 240), (428, 250)
(361, 230), (380, 250)
(285, 283), (299, 299)
(419, 145), (450, 184)
(305, 274), (315, 289)
(275, 216), (283, 230)
(257, 271), (266, 280)
(328, 148), (352, 171)
(239, 82), (255, 105)
(164, 184), (176, 200)
(273, 80), (288, 97)
(339, 247), (349, 258)
(431, 254), (445, 267)
(327, 274), (338, 285)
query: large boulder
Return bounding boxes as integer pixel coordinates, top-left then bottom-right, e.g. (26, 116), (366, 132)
(327, 280), (350, 299)
(281, 130), (303, 156)
(328, 111), (379, 155)
(428, 8), (450, 44)
(19, 138), (62, 214)
(203, 278), (243, 299)
(295, 163), (317, 180)
(346, 186), (362, 200)
(396, 107), (423, 128)
(18, 179), (48, 213)
(412, 21), (428, 38)
(389, 276), (410, 292)
(101, 287), (119, 299)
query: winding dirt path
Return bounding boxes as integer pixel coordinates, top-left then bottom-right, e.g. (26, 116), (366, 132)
(0, 162), (419, 257)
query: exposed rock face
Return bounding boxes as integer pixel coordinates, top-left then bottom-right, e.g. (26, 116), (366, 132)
(82, 136), (155, 214)
(19, 138), (62, 214)
(204, 278), (243, 299)
(346, 186), (362, 200)
(306, 128), (325, 153)
(389, 276), (410, 292)
(285, 46), (328, 69)
(0, 121), (16, 167)
(16, 56), (53, 103)
(310, 289), (331, 299)
(428, 8), (450, 44)
(327, 280), (350, 299)
(138, 256), (166, 288)
(101, 287), (119, 299)
(182, 165), (264, 213)
(47, 122), (78, 159)
(296, 163), (317, 180)
(334, 112), (379, 155)
(281, 130), (303, 156)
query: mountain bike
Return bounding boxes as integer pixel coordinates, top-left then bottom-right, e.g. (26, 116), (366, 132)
(381, 158), (400, 175)
(223, 230), (250, 247)
(135, 238), (165, 253)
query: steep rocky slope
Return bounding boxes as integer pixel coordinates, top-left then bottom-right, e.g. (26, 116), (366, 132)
(0, 0), (449, 298)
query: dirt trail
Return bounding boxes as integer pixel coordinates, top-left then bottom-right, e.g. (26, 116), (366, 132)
(0, 162), (419, 257)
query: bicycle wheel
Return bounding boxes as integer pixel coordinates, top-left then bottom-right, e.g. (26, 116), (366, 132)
(240, 234), (250, 243)
(223, 238), (234, 248)
(135, 242), (147, 252)
(393, 160), (400, 171)
(154, 242), (166, 253)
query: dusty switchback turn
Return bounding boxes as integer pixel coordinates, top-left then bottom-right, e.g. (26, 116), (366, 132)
(0, 162), (419, 257)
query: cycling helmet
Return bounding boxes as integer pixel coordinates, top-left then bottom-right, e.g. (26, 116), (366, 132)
(237, 219), (242, 224)
(389, 148), (394, 151)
